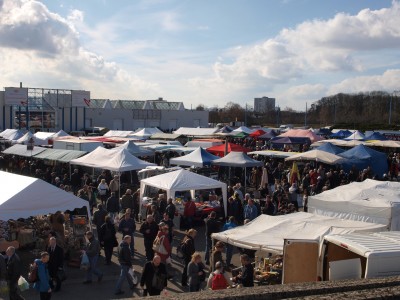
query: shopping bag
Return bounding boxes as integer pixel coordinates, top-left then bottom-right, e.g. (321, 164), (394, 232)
(18, 276), (29, 292)
(128, 267), (138, 286)
(80, 253), (90, 270)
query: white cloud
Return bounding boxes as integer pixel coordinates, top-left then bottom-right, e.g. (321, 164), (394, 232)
(0, 0), (159, 99)
(199, 1), (400, 103)
(328, 69), (400, 95)
(1, 0), (400, 112)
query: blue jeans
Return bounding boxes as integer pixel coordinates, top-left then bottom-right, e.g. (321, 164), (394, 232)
(129, 236), (135, 256)
(204, 236), (212, 263)
(115, 265), (134, 292)
(226, 244), (233, 265)
(86, 254), (102, 281)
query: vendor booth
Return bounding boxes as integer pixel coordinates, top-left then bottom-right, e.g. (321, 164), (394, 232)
(212, 212), (385, 285)
(308, 179), (400, 230)
(139, 169), (227, 224)
(0, 171), (91, 256)
(211, 212), (386, 254)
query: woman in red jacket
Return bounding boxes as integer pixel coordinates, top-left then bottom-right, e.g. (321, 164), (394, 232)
(154, 223), (171, 263)
(183, 198), (196, 229)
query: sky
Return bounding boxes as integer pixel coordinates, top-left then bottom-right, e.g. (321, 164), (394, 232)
(0, 0), (400, 111)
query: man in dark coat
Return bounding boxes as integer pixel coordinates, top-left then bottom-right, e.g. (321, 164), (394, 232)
(93, 204), (108, 234)
(114, 235), (135, 295)
(204, 211), (220, 265)
(0, 253), (6, 281)
(140, 255), (167, 296)
(106, 192), (120, 221)
(233, 254), (254, 287)
(47, 236), (64, 292)
(5, 246), (25, 300)
(139, 215), (159, 261)
(118, 212), (136, 256)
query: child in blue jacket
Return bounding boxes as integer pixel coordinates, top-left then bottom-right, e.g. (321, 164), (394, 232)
(33, 252), (52, 300)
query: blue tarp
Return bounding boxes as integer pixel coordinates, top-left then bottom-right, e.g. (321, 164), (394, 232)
(270, 136), (311, 144)
(339, 144), (388, 178)
(330, 130), (352, 139)
(316, 142), (345, 155)
(365, 132), (388, 141)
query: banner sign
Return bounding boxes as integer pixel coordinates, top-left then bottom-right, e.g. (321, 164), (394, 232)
(4, 87), (28, 105)
(71, 90), (91, 107)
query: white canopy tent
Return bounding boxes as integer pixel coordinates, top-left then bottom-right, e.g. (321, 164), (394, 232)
(130, 127), (163, 139)
(0, 171), (91, 221)
(173, 127), (219, 136)
(140, 169), (227, 216)
(0, 129), (24, 141)
(14, 131), (47, 145)
(117, 140), (155, 157)
(50, 130), (70, 139)
(284, 149), (344, 165)
(70, 146), (156, 172)
(212, 212), (386, 253)
(345, 130), (366, 140)
(230, 126), (255, 135)
(248, 150), (299, 158)
(308, 179), (400, 230)
(104, 130), (135, 138)
(34, 131), (56, 142)
(212, 151), (263, 192)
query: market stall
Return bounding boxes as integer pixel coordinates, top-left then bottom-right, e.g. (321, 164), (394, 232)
(139, 169), (227, 225)
(0, 171), (91, 259)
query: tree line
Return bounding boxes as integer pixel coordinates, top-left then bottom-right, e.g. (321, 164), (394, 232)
(200, 91), (400, 129)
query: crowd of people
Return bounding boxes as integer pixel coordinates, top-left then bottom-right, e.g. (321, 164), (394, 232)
(1, 136), (399, 299)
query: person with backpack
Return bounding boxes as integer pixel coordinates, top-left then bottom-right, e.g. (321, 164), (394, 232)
(99, 216), (118, 265)
(207, 261), (233, 290)
(33, 252), (52, 300)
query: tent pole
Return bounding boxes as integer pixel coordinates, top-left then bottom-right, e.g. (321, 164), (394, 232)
(244, 167), (247, 194)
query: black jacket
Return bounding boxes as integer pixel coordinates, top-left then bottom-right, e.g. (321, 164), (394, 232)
(182, 236), (195, 261)
(165, 203), (176, 219)
(106, 195), (119, 213)
(239, 263), (254, 287)
(140, 261), (167, 292)
(139, 221), (159, 242)
(46, 244), (64, 276)
(118, 241), (132, 267)
(99, 221), (118, 246)
(6, 253), (21, 282)
(205, 217), (220, 238)
(0, 254), (6, 281)
(85, 237), (101, 258)
(93, 209), (107, 228)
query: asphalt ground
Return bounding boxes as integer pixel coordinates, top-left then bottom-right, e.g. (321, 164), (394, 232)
(10, 218), (242, 300)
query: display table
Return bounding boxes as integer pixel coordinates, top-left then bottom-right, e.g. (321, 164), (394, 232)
(0, 239), (19, 252)
(17, 229), (35, 247)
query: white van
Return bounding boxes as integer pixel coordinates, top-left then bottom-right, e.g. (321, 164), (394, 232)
(282, 231), (400, 284)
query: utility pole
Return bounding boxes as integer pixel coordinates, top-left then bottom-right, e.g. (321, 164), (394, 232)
(304, 102), (307, 127)
(389, 93), (393, 125)
(244, 103), (247, 126)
